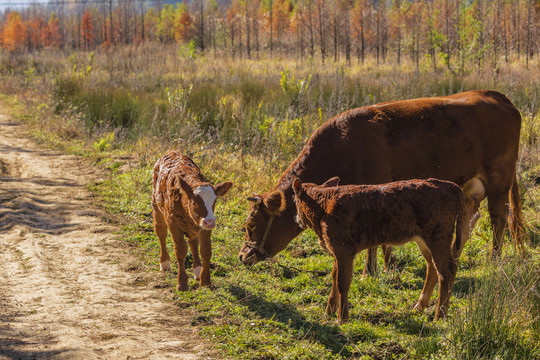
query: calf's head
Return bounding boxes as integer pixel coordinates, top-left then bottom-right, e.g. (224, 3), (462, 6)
(292, 177), (341, 229)
(178, 177), (233, 230)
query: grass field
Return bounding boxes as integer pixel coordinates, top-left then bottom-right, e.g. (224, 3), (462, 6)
(1, 46), (539, 359)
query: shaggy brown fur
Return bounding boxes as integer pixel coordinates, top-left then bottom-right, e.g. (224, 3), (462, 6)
(152, 151), (232, 290)
(293, 177), (468, 322)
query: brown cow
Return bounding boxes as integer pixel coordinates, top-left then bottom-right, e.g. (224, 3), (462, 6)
(239, 90), (523, 273)
(292, 177), (467, 322)
(152, 151), (232, 291)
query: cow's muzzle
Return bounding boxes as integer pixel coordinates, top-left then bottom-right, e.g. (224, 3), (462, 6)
(238, 245), (267, 266)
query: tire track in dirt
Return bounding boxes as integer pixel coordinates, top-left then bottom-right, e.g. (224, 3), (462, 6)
(0, 107), (218, 359)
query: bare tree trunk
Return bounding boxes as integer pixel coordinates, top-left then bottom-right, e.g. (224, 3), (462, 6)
(317, 0), (326, 65)
(246, 1), (251, 58)
(308, 0), (314, 58)
(526, 0), (532, 67)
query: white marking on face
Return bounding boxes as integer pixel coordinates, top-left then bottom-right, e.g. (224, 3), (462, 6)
(194, 185), (217, 228)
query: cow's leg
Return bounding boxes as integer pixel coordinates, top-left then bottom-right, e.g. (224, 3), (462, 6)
(487, 189), (511, 257)
(382, 245), (397, 271)
(363, 247), (378, 277)
(336, 253), (355, 323)
(414, 237), (438, 312)
(198, 230), (212, 287)
(152, 205), (171, 271)
(187, 236), (202, 280)
(168, 225), (189, 291)
(326, 258), (340, 316)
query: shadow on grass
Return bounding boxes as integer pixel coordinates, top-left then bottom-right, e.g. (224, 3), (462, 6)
(452, 276), (479, 298)
(227, 284), (350, 356)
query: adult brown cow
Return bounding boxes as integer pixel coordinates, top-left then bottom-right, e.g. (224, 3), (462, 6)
(292, 177), (466, 322)
(239, 90), (523, 272)
(152, 151), (233, 290)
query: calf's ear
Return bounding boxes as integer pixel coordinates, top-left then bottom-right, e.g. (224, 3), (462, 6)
(321, 176), (340, 187)
(177, 176), (194, 196)
(263, 190), (286, 215)
(292, 178), (302, 194)
(214, 181), (233, 197)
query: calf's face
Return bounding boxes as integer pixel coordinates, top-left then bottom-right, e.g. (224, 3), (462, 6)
(179, 178), (233, 230)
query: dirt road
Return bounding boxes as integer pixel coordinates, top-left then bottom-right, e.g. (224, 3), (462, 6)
(0, 106), (216, 359)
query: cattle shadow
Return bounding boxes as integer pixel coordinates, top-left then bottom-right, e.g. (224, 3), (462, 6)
(1, 176), (79, 188)
(451, 276), (479, 298)
(0, 296), (70, 359)
(0, 187), (80, 234)
(228, 285), (350, 355)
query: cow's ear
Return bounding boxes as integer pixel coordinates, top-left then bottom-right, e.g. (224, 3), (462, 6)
(263, 190), (286, 215)
(321, 176), (340, 188)
(178, 176), (193, 196)
(214, 181), (233, 197)
(292, 178), (302, 194)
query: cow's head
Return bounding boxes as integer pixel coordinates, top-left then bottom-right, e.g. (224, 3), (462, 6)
(239, 188), (301, 266)
(178, 177), (233, 230)
(292, 177), (340, 229)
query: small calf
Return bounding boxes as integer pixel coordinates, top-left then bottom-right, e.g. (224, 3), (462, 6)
(292, 177), (467, 322)
(152, 151), (232, 291)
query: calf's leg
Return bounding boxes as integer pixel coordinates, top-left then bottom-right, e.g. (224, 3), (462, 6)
(187, 236), (202, 280)
(414, 237), (438, 312)
(433, 255), (457, 320)
(168, 225), (189, 291)
(326, 258), (340, 316)
(198, 230), (213, 287)
(336, 253), (355, 323)
(152, 206), (171, 271)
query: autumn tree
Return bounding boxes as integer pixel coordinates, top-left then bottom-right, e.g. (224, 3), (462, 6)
(81, 9), (95, 51)
(272, 0), (291, 53)
(175, 4), (194, 43)
(1, 12), (25, 53)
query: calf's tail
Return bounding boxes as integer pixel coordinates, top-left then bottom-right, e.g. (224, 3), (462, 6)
(509, 174), (526, 254)
(452, 189), (469, 260)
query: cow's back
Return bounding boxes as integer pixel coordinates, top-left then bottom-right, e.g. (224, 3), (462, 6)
(286, 90), (521, 188)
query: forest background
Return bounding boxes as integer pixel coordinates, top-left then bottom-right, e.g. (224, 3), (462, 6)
(0, 0), (538, 71)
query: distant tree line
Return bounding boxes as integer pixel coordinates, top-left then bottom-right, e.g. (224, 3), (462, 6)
(0, 0), (538, 70)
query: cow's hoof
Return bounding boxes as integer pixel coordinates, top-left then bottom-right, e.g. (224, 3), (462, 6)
(177, 283), (189, 291)
(160, 260), (171, 271)
(193, 266), (202, 280)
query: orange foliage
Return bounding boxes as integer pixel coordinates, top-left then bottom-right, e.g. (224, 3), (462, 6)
(1, 12), (25, 53)
(175, 8), (194, 42)
(81, 9), (94, 50)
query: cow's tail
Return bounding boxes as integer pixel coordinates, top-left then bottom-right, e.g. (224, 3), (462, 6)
(509, 174), (526, 255)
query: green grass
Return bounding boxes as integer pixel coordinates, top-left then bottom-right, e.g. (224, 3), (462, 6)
(82, 155), (539, 359)
(1, 47), (539, 359)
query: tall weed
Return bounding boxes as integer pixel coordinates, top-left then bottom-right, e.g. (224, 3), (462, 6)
(445, 257), (539, 359)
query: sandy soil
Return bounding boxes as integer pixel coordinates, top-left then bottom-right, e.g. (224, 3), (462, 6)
(0, 107), (218, 359)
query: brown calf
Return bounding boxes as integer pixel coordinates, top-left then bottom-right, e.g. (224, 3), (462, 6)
(292, 177), (468, 322)
(151, 151), (232, 291)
